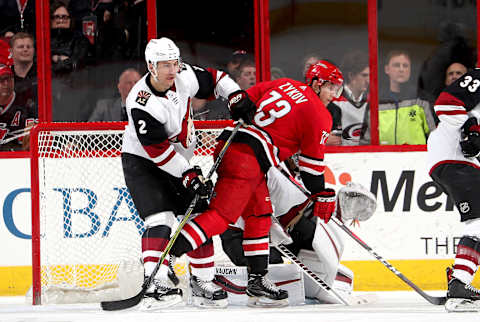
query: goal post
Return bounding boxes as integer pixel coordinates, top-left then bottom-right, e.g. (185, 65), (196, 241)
(29, 120), (232, 305)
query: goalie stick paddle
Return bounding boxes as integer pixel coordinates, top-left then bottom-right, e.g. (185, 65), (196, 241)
(276, 167), (447, 306)
(100, 122), (243, 311)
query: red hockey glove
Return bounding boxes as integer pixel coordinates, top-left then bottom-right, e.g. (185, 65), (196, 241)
(312, 189), (336, 223)
(227, 90), (256, 124)
(182, 166), (211, 200)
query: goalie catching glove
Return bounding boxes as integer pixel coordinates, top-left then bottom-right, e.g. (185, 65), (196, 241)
(312, 188), (336, 223)
(337, 182), (376, 223)
(227, 90), (256, 124)
(460, 117), (480, 158)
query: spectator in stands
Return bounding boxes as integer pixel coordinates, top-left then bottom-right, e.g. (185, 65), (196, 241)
(0, 0), (35, 35)
(10, 32), (37, 102)
(225, 50), (249, 77)
(89, 68), (141, 122)
(334, 50), (370, 145)
(0, 64), (36, 151)
(301, 53), (321, 80)
(50, 0), (92, 122)
(375, 50), (435, 145)
(50, 1), (90, 77)
(445, 62), (468, 87)
(234, 60), (256, 90)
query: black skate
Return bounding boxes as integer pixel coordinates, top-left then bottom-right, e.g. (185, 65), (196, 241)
(445, 267), (480, 312)
(246, 273), (288, 308)
(190, 275), (228, 308)
(140, 277), (183, 311)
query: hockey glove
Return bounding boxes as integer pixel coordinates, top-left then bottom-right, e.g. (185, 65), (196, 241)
(182, 166), (212, 200)
(227, 90), (256, 124)
(460, 117), (480, 158)
(312, 188), (336, 224)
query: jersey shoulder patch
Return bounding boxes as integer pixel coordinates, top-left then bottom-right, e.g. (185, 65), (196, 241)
(135, 90), (151, 106)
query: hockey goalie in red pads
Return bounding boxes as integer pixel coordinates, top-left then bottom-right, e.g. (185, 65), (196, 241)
(170, 61), (344, 307)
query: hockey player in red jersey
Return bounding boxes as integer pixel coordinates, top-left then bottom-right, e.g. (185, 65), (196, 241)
(170, 61), (344, 307)
(427, 67), (480, 312)
(121, 37), (241, 310)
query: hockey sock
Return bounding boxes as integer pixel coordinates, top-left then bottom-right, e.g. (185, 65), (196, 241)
(187, 238), (215, 281)
(142, 225), (171, 277)
(452, 236), (480, 284)
(246, 255), (269, 276)
(171, 209), (230, 257)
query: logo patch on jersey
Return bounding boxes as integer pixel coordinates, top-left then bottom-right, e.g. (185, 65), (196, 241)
(136, 90), (151, 106)
(408, 109), (417, 121)
(459, 202), (470, 214)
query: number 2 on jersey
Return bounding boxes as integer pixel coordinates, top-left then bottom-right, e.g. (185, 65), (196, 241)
(254, 90), (291, 126)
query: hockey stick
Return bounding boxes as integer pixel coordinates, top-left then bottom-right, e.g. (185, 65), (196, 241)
(101, 122), (243, 311)
(277, 167), (447, 306)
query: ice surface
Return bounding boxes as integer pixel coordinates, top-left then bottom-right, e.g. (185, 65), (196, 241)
(0, 291), (475, 322)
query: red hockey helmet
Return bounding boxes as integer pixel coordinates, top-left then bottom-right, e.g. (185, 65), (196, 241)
(305, 60), (344, 98)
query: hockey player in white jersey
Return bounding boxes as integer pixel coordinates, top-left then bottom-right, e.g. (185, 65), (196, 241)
(427, 67), (480, 312)
(121, 37), (241, 310)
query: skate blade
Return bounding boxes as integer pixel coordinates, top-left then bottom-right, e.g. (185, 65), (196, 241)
(445, 298), (480, 312)
(247, 296), (289, 308)
(192, 296), (228, 309)
(139, 295), (184, 311)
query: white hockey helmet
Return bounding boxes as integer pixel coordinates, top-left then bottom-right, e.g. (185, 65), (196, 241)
(145, 38), (180, 77)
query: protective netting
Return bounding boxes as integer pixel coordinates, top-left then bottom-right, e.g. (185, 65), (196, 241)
(32, 126), (227, 304)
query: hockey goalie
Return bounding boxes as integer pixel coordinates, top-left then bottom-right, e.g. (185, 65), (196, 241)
(219, 158), (376, 304)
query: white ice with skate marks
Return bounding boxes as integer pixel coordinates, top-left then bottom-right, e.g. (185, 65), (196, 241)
(1, 291), (479, 322)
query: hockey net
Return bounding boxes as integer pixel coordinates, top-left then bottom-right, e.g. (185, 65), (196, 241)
(29, 121), (233, 305)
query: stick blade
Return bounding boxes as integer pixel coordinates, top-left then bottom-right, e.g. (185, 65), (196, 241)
(100, 292), (143, 311)
(427, 295), (447, 305)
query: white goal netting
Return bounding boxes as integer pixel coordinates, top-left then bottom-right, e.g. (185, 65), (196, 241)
(29, 121), (232, 304)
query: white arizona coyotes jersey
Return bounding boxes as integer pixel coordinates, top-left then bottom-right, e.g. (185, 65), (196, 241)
(427, 68), (480, 174)
(122, 63), (239, 177)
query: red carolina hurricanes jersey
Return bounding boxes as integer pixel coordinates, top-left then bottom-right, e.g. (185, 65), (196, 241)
(219, 77), (332, 193)
(427, 68), (480, 172)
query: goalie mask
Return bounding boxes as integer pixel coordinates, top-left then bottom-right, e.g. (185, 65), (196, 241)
(145, 37), (180, 79)
(305, 60), (344, 98)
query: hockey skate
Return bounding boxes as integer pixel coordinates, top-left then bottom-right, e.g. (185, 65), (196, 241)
(190, 275), (228, 308)
(246, 273), (288, 308)
(445, 267), (480, 312)
(139, 277), (183, 311)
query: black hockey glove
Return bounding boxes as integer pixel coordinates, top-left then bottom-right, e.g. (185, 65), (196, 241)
(182, 166), (212, 200)
(227, 90), (256, 125)
(460, 117), (480, 158)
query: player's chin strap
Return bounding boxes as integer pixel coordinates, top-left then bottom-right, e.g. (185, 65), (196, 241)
(101, 121), (244, 311)
(276, 167), (447, 306)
